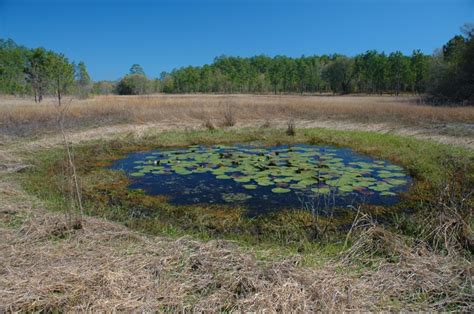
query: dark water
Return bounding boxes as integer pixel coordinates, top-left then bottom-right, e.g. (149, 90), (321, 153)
(110, 144), (411, 216)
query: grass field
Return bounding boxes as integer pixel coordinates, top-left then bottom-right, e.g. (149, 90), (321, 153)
(0, 94), (473, 311)
(1, 94), (474, 142)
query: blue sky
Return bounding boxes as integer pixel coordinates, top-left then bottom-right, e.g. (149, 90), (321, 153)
(1, 0), (473, 80)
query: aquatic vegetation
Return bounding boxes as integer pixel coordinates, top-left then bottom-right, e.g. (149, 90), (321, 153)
(222, 193), (252, 202)
(112, 144), (411, 213)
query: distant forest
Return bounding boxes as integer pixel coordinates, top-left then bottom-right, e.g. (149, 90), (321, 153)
(0, 24), (472, 104)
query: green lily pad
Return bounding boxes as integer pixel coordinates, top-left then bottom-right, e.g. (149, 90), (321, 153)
(243, 184), (257, 190)
(271, 187), (291, 193)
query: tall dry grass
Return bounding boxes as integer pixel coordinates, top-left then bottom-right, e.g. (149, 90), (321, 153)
(1, 94), (474, 137)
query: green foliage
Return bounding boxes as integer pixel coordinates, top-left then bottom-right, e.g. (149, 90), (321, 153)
(48, 52), (75, 104)
(24, 47), (50, 102)
(116, 73), (149, 95)
(0, 38), (81, 102)
(129, 63), (145, 75)
(426, 24), (474, 104)
(75, 61), (92, 99)
(157, 51), (430, 95)
(92, 80), (115, 95)
(323, 55), (353, 94)
(0, 39), (28, 95)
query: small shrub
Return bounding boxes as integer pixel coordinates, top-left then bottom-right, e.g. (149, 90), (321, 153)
(286, 119), (296, 136)
(222, 104), (236, 127)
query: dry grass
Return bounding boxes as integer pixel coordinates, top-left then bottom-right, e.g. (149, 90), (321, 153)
(1, 94), (474, 137)
(1, 178), (472, 311)
(344, 221), (472, 310)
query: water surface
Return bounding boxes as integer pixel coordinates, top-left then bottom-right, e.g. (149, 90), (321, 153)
(111, 144), (411, 216)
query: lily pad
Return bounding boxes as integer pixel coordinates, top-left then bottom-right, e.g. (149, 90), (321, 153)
(271, 187), (291, 193)
(243, 184), (257, 190)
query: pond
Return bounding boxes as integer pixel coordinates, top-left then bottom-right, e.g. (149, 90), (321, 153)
(111, 144), (411, 216)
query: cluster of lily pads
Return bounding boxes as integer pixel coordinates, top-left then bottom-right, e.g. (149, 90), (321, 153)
(127, 145), (409, 197)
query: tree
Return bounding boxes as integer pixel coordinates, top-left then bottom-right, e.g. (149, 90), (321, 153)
(116, 74), (148, 95)
(48, 52), (75, 105)
(0, 39), (28, 95)
(442, 35), (466, 63)
(410, 50), (429, 94)
(129, 64), (145, 76)
(426, 24), (474, 104)
(323, 55), (353, 94)
(93, 80), (115, 95)
(24, 47), (50, 102)
(75, 61), (92, 99)
(388, 51), (410, 95)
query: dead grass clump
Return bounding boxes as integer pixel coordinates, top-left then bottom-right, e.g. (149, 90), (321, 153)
(419, 157), (474, 255)
(343, 214), (412, 264)
(202, 118), (216, 131)
(343, 216), (473, 311)
(18, 213), (75, 242)
(260, 119), (271, 128)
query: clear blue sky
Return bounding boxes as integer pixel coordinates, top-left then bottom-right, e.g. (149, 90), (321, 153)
(1, 0), (473, 81)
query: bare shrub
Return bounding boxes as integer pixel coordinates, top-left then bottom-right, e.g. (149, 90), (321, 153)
(222, 101), (236, 127)
(55, 98), (83, 230)
(286, 118), (296, 136)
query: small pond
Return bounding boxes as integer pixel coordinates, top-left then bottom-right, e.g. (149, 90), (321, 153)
(111, 144), (411, 216)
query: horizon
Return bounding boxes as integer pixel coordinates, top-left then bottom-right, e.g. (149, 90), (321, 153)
(1, 0), (473, 81)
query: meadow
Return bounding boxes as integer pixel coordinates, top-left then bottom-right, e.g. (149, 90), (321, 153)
(1, 94), (474, 141)
(0, 94), (473, 311)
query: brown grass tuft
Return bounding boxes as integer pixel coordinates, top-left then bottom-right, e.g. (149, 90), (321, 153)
(202, 118), (216, 131)
(343, 216), (473, 310)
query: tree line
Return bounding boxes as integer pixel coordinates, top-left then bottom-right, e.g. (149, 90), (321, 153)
(0, 38), (91, 103)
(155, 51), (429, 95)
(1, 23), (472, 104)
(113, 23), (473, 104)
